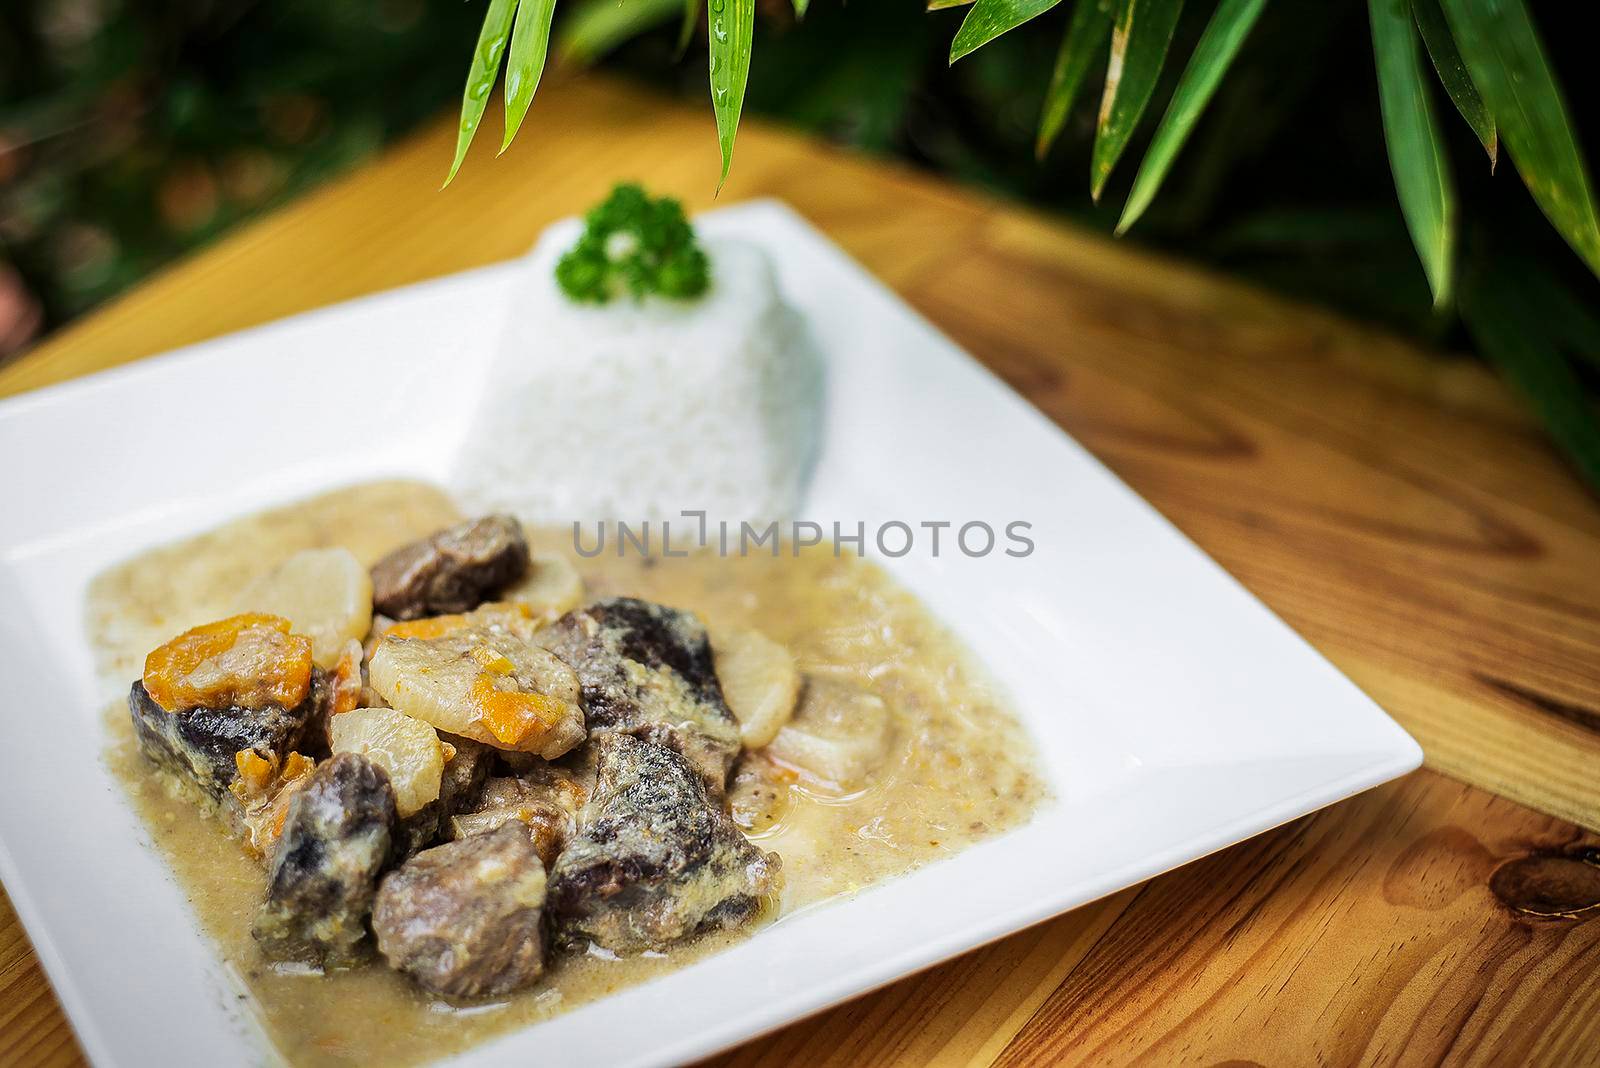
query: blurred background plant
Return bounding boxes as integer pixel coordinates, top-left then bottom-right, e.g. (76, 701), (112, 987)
(2, 0), (1597, 483)
(0, 0), (485, 339)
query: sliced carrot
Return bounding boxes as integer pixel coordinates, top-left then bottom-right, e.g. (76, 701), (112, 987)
(471, 674), (569, 746)
(468, 644), (516, 675)
(143, 613), (312, 713)
(328, 640), (365, 717)
(234, 750), (276, 795)
(384, 614), (470, 641)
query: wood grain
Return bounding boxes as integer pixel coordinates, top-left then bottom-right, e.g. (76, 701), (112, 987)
(706, 768), (1600, 1068)
(913, 213), (1600, 832)
(704, 888), (1142, 1068)
(1, 73), (1598, 1068)
(0, 898), (79, 1067)
(991, 770), (1600, 1067)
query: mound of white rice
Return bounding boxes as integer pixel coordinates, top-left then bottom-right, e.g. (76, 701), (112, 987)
(453, 224), (824, 524)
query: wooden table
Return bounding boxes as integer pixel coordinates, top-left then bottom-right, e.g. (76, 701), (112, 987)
(3, 74), (1598, 1067)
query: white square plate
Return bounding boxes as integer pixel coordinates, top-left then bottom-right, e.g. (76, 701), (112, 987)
(0, 200), (1420, 1067)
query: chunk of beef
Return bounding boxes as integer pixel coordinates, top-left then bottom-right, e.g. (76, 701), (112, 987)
(393, 736), (494, 858)
(440, 736), (494, 810)
(370, 515), (529, 620)
(302, 638), (367, 759)
(372, 822), (547, 998)
(540, 598), (741, 788)
(547, 735), (780, 953)
(393, 810), (438, 860)
(252, 753), (395, 968)
(129, 674), (320, 821)
(450, 767), (587, 866)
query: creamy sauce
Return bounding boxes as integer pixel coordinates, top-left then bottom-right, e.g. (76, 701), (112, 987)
(92, 481), (1046, 1067)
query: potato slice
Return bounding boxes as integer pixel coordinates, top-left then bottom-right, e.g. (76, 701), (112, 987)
(501, 553), (585, 623)
(329, 707), (444, 818)
(368, 626), (585, 757)
(711, 625), (800, 749)
(241, 548), (373, 669)
(728, 754), (796, 835)
(764, 679), (896, 792)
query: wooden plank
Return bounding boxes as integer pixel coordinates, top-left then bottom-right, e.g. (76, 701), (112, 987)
(902, 213), (1600, 832)
(704, 889), (1141, 1068)
(991, 768), (1600, 1066)
(0, 893), (81, 1067)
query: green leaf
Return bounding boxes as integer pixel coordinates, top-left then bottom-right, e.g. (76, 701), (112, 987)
(1369, 0), (1456, 307)
(1461, 262), (1600, 490)
(558, 0), (681, 64)
(950, 0), (1063, 64)
(679, 0), (698, 55)
(1090, 0), (1185, 201)
(1036, 0), (1114, 159)
(1410, 0), (1495, 167)
(1440, 0), (1600, 280)
(793, 0), (810, 16)
(445, 0), (518, 187)
(502, 0), (557, 152)
(927, 0), (973, 9)
(709, 0), (755, 189)
(1116, 0), (1266, 232)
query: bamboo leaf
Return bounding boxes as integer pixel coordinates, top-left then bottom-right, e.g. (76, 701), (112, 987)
(502, 0), (557, 152)
(1461, 263), (1600, 490)
(709, 0), (755, 189)
(793, 0), (810, 16)
(445, 0), (518, 187)
(679, 0), (697, 54)
(1036, 0), (1114, 159)
(558, 0), (681, 64)
(1440, 0), (1600, 279)
(951, 0), (1063, 64)
(1410, 0), (1495, 167)
(1090, 0), (1184, 201)
(1370, 0), (1456, 306)
(1116, 0), (1266, 232)
(928, 0), (973, 9)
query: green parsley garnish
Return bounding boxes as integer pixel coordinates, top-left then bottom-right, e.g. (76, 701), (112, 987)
(554, 183), (710, 304)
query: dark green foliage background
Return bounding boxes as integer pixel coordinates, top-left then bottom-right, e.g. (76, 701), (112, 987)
(0, 0), (485, 329)
(2, 1), (1596, 416)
